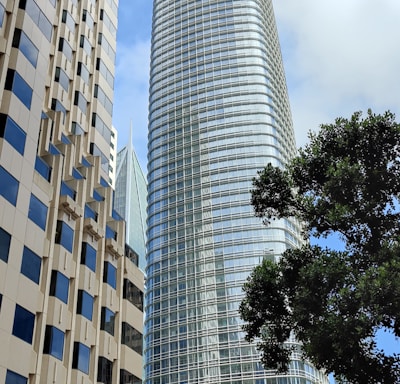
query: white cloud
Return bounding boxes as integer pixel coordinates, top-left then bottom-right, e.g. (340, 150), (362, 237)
(113, 1), (400, 168)
(274, 0), (400, 146)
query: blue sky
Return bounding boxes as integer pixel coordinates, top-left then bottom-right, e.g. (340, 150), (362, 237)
(112, 0), (400, 368)
(113, 0), (400, 173)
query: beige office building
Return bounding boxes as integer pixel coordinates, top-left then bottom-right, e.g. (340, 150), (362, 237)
(0, 0), (144, 383)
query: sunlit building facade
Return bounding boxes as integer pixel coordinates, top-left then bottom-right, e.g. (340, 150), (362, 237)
(0, 0), (143, 383)
(145, 1), (329, 383)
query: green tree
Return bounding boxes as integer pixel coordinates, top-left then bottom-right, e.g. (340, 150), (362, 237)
(239, 111), (400, 383)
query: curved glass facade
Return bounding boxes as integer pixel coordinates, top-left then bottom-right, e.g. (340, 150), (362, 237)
(145, 1), (329, 383)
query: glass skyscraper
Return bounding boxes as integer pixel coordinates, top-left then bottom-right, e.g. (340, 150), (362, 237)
(114, 132), (148, 271)
(145, 1), (329, 383)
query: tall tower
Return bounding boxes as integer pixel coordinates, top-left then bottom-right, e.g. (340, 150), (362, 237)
(114, 130), (148, 271)
(145, 1), (329, 384)
(0, 0), (143, 383)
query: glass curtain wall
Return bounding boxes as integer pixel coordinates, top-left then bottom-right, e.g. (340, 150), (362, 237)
(145, 1), (329, 383)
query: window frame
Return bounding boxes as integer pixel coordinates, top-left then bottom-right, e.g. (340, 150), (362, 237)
(77, 290), (94, 321)
(28, 194), (48, 230)
(49, 270), (69, 304)
(0, 166), (19, 206)
(12, 304), (35, 344)
(20, 246), (41, 284)
(43, 325), (65, 360)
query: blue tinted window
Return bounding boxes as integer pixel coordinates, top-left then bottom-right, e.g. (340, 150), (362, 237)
(79, 35), (92, 56)
(77, 290), (94, 320)
(12, 29), (38, 67)
(0, 166), (19, 206)
(0, 114), (26, 155)
(5, 69), (33, 109)
(54, 67), (69, 91)
(105, 225), (117, 240)
(74, 91), (87, 114)
(98, 33), (116, 63)
(103, 262), (116, 289)
(35, 156), (52, 181)
(61, 10), (75, 34)
(28, 194), (48, 230)
(5, 370), (27, 384)
(21, 246), (41, 284)
(77, 62), (90, 84)
(51, 98), (67, 123)
(82, 9), (94, 30)
(84, 204), (98, 221)
(0, 227), (11, 263)
(72, 342), (90, 374)
(55, 221), (74, 252)
(58, 38), (73, 60)
(81, 242), (96, 272)
(49, 270), (69, 304)
(12, 304), (35, 344)
(20, 0), (52, 41)
(60, 181), (76, 200)
(43, 325), (65, 360)
(101, 307), (115, 335)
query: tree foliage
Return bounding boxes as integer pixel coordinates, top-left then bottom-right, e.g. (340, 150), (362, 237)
(239, 111), (400, 383)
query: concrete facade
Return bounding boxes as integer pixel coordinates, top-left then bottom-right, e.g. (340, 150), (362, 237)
(0, 0), (144, 383)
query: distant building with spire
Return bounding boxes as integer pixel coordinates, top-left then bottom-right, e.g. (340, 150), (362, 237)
(114, 126), (147, 271)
